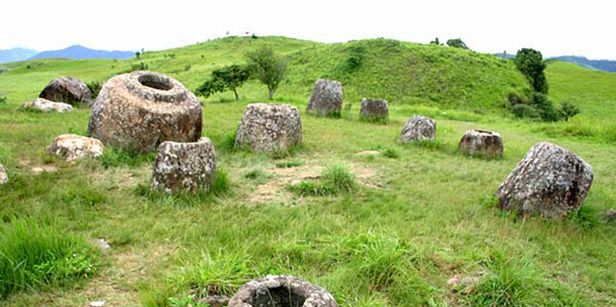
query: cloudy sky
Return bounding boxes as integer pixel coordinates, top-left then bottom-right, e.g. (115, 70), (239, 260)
(2, 0), (615, 59)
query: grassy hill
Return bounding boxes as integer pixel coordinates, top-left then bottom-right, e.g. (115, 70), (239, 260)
(0, 36), (615, 306)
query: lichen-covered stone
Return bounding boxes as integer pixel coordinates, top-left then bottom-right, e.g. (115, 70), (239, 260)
(497, 142), (593, 219)
(307, 79), (343, 117)
(359, 98), (389, 123)
(88, 71), (202, 153)
(151, 138), (216, 193)
(0, 164), (8, 185)
(39, 76), (93, 106)
(21, 98), (73, 113)
(399, 116), (436, 142)
(235, 103), (302, 154)
(458, 130), (503, 158)
(228, 275), (337, 307)
(47, 134), (104, 161)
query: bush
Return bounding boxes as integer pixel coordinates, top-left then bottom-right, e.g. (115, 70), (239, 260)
(559, 101), (580, 121)
(531, 93), (559, 122)
(87, 81), (102, 99)
(446, 38), (469, 49)
(511, 104), (539, 119)
(0, 219), (99, 298)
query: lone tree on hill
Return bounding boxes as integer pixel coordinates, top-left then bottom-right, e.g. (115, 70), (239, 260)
(515, 48), (548, 94)
(196, 64), (250, 101)
(430, 37), (441, 45)
(246, 47), (287, 99)
(446, 38), (469, 49)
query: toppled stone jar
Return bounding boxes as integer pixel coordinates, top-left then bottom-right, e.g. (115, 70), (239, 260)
(497, 142), (593, 219)
(39, 76), (93, 106)
(151, 138), (216, 193)
(21, 98), (73, 113)
(88, 71), (202, 153)
(307, 79), (343, 117)
(228, 275), (338, 307)
(47, 134), (105, 161)
(235, 103), (302, 154)
(399, 116), (436, 142)
(458, 130), (503, 158)
(359, 98), (389, 123)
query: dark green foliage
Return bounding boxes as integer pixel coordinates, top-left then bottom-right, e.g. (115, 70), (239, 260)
(446, 38), (469, 49)
(135, 51), (141, 59)
(382, 148), (400, 159)
(531, 92), (559, 122)
(0, 219), (99, 298)
(515, 48), (549, 94)
(87, 81), (102, 99)
(196, 64), (250, 101)
(339, 45), (366, 74)
(0, 93), (7, 104)
(511, 104), (539, 119)
(429, 37), (442, 45)
(559, 101), (581, 121)
(246, 47), (287, 99)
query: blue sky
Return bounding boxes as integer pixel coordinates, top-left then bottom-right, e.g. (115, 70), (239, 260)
(2, 0), (615, 59)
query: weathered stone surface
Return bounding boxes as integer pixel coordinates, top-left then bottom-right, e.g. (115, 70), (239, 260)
(459, 130), (503, 158)
(197, 295), (230, 307)
(497, 142), (594, 219)
(0, 164), (8, 185)
(39, 76), (93, 106)
(228, 275), (337, 307)
(399, 116), (436, 142)
(235, 103), (302, 153)
(88, 71), (202, 153)
(47, 134), (104, 161)
(21, 98), (73, 113)
(359, 98), (389, 122)
(605, 209), (616, 223)
(151, 137), (216, 193)
(307, 79), (343, 117)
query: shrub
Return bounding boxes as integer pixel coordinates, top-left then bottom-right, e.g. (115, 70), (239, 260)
(559, 101), (580, 121)
(0, 219), (99, 298)
(531, 93), (559, 122)
(0, 93), (7, 105)
(446, 38), (469, 49)
(382, 148), (400, 159)
(87, 81), (102, 98)
(511, 104), (539, 119)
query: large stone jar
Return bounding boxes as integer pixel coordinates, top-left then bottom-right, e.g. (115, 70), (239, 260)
(88, 71), (202, 153)
(235, 103), (302, 154)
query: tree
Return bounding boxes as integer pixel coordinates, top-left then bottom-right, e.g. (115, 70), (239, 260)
(515, 48), (548, 94)
(446, 38), (469, 49)
(246, 47), (287, 100)
(430, 37), (441, 45)
(196, 64), (250, 101)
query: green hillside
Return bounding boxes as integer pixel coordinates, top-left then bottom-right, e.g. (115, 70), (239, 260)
(0, 37), (615, 306)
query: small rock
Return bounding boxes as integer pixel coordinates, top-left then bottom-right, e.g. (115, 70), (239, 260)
(47, 134), (105, 162)
(399, 116), (436, 142)
(197, 295), (230, 307)
(31, 165), (58, 175)
(359, 98), (389, 123)
(89, 301), (105, 307)
(307, 79), (343, 117)
(604, 209), (616, 223)
(21, 98), (73, 112)
(39, 76), (93, 106)
(228, 275), (337, 307)
(94, 238), (111, 251)
(497, 142), (594, 219)
(151, 138), (216, 193)
(235, 103), (302, 154)
(459, 129), (503, 158)
(0, 164), (8, 185)
(88, 71), (202, 153)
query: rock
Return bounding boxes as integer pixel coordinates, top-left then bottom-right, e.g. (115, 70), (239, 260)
(497, 142), (594, 219)
(399, 116), (436, 142)
(307, 79), (343, 117)
(0, 164), (8, 185)
(48, 134), (105, 162)
(235, 103), (302, 154)
(88, 71), (202, 153)
(359, 98), (389, 123)
(39, 76), (93, 106)
(31, 165), (58, 175)
(151, 138), (216, 193)
(94, 238), (111, 251)
(89, 301), (105, 307)
(197, 295), (230, 307)
(21, 98), (73, 112)
(228, 275), (337, 307)
(603, 209), (616, 223)
(459, 130), (503, 158)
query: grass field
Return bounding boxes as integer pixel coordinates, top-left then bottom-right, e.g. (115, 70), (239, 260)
(0, 36), (615, 306)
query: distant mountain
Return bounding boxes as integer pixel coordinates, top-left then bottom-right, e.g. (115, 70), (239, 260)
(0, 48), (38, 64)
(549, 56), (616, 73)
(29, 45), (134, 61)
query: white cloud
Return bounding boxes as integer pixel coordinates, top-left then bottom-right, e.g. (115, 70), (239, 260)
(1, 0), (614, 59)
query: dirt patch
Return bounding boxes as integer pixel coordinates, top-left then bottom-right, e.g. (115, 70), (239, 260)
(32, 165), (59, 174)
(353, 150), (381, 158)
